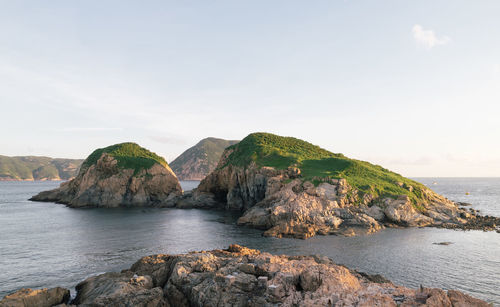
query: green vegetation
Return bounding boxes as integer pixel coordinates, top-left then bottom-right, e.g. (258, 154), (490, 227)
(80, 142), (168, 174)
(0, 155), (82, 180)
(170, 137), (239, 179)
(221, 133), (429, 206)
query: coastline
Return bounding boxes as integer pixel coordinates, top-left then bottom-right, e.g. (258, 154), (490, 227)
(1, 180), (498, 306)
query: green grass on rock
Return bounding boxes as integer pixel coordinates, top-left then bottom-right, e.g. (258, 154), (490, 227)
(221, 133), (429, 207)
(81, 142), (168, 175)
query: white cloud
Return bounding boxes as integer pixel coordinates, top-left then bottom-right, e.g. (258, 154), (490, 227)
(412, 24), (451, 49)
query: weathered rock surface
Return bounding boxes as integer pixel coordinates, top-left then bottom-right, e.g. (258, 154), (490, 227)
(73, 271), (167, 306)
(30, 151), (182, 208)
(186, 162), (498, 239)
(0, 287), (70, 307)
(4, 245), (489, 306)
(176, 133), (500, 238)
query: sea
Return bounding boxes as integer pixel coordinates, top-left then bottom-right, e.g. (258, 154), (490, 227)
(0, 178), (499, 304)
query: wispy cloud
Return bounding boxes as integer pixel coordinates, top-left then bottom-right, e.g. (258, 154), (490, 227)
(412, 24), (450, 49)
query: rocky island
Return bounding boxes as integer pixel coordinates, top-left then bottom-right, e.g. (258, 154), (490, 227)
(0, 245), (491, 306)
(170, 137), (239, 181)
(29, 134), (499, 237)
(182, 133), (500, 238)
(30, 143), (182, 207)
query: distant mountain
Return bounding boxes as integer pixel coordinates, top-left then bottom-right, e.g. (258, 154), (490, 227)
(0, 155), (83, 181)
(170, 137), (239, 180)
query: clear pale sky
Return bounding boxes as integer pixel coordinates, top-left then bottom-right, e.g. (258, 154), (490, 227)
(1, 1), (499, 177)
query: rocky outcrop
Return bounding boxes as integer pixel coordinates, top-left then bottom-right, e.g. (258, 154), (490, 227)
(31, 151), (182, 208)
(3, 245), (490, 306)
(236, 177), (385, 239)
(189, 163), (499, 239)
(195, 162), (280, 211)
(0, 287), (69, 307)
(73, 271), (167, 306)
(178, 132), (500, 238)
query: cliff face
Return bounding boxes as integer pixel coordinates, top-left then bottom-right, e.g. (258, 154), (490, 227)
(170, 137), (238, 181)
(1, 245), (490, 306)
(193, 133), (497, 238)
(30, 143), (182, 208)
(0, 155), (82, 181)
(197, 163), (474, 239)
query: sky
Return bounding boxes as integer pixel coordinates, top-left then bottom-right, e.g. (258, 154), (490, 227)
(1, 0), (499, 177)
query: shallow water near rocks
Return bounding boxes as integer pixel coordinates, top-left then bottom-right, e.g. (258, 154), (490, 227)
(0, 178), (499, 304)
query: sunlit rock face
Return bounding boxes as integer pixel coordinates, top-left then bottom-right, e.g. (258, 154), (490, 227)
(4, 245), (488, 307)
(184, 133), (498, 238)
(31, 143), (182, 208)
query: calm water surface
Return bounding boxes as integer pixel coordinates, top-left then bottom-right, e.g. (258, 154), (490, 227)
(0, 179), (499, 304)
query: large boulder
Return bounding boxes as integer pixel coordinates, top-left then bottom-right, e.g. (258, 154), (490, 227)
(382, 196), (434, 227)
(73, 271), (167, 306)
(30, 143), (182, 208)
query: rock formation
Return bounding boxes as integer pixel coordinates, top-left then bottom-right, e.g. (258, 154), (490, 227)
(183, 133), (500, 238)
(1, 245), (491, 306)
(30, 143), (182, 208)
(170, 137), (239, 181)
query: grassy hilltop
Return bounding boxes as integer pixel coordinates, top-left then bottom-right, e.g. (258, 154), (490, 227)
(81, 142), (169, 175)
(220, 133), (428, 205)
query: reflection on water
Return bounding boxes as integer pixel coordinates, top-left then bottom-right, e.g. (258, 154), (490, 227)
(0, 180), (499, 304)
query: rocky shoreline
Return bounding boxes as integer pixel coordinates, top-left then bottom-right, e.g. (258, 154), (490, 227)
(0, 245), (492, 307)
(175, 163), (500, 239)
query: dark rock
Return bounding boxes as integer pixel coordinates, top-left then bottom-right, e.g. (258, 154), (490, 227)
(433, 242), (454, 245)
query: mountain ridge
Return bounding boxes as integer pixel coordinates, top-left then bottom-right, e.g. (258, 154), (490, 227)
(170, 137), (239, 180)
(0, 155), (83, 181)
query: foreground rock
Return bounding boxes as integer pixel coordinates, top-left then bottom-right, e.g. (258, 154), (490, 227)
(30, 143), (182, 208)
(2, 245), (490, 306)
(182, 133), (500, 238)
(73, 271), (166, 306)
(0, 287), (69, 307)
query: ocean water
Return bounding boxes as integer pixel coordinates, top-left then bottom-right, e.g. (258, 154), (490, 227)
(0, 178), (499, 304)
